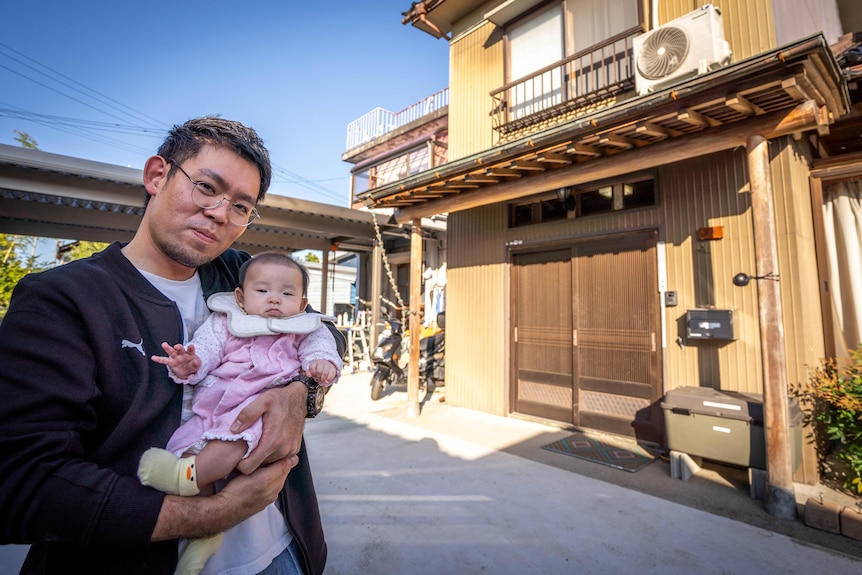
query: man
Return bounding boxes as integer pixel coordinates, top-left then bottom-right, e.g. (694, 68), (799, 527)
(0, 117), (339, 574)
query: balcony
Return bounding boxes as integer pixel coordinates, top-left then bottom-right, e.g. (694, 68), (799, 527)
(491, 26), (642, 135)
(346, 88), (449, 152)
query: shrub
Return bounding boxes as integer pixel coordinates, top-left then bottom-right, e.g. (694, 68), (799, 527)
(805, 345), (862, 494)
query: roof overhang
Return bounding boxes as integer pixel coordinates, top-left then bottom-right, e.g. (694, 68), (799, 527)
(0, 144), (409, 254)
(358, 34), (851, 224)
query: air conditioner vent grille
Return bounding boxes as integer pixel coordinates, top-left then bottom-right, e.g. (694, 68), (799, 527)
(636, 26), (690, 80)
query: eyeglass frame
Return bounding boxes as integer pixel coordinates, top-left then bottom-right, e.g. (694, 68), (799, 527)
(168, 159), (260, 227)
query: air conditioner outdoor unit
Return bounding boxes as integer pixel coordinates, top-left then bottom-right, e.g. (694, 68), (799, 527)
(634, 4), (732, 95)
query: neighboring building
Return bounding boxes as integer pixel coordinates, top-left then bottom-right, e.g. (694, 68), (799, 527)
(302, 257), (358, 318)
(343, 90), (449, 339)
(358, 0), (862, 494)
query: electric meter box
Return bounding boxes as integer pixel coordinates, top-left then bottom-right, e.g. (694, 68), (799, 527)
(686, 309), (734, 340)
(661, 386), (802, 470)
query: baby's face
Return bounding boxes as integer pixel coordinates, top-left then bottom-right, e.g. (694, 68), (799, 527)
(235, 263), (307, 318)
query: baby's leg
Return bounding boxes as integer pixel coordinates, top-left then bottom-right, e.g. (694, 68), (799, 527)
(193, 439), (249, 490)
(176, 533), (223, 575)
(138, 448), (200, 496)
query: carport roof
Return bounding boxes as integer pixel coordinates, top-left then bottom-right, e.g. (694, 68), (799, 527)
(0, 143), (406, 253)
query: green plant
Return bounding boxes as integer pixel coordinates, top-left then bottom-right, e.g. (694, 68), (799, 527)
(806, 345), (862, 494)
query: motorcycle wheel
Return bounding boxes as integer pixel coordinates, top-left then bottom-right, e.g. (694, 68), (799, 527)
(370, 369), (386, 401)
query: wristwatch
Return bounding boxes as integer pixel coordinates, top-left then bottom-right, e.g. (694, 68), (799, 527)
(288, 374), (324, 418)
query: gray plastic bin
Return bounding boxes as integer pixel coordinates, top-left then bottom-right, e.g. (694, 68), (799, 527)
(661, 387), (802, 470)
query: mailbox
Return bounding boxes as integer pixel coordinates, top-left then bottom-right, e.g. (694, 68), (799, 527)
(686, 309), (734, 340)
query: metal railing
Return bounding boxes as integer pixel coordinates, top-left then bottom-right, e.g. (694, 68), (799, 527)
(490, 26), (642, 135)
(346, 88), (449, 151)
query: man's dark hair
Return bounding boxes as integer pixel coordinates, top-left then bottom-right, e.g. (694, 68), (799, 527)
(155, 116), (272, 203)
(238, 251), (310, 298)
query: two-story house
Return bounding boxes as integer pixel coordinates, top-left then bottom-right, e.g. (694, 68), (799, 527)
(356, 0), (861, 510)
(343, 90), (450, 347)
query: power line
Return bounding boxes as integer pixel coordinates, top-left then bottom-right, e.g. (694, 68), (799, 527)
(1, 45), (346, 204)
(0, 41), (166, 130)
(271, 163), (346, 204)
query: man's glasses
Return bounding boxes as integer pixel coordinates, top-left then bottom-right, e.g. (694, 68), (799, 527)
(170, 160), (260, 227)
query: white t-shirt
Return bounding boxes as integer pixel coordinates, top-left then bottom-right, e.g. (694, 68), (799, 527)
(140, 269), (291, 575)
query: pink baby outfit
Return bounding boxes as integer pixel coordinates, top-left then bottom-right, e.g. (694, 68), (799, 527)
(165, 309), (340, 458)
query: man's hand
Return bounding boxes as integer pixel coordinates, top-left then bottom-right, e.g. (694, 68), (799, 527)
(231, 383), (306, 474)
(151, 456), (294, 541)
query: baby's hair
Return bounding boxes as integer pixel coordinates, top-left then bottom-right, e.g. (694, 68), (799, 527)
(238, 251), (310, 297)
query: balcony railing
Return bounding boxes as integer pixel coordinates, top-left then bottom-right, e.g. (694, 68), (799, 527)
(346, 88), (449, 151)
(490, 26), (642, 135)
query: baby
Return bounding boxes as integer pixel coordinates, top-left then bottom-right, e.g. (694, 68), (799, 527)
(138, 251), (340, 575)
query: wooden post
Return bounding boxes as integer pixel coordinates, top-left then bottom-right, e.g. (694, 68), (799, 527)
(746, 134), (796, 519)
(320, 247), (330, 315)
(370, 241), (382, 350)
(407, 218), (423, 417)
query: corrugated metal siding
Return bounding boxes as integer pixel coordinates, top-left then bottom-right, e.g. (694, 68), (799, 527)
(446, 203), (509, 414)
(658, 0), (776, 61)
(446, 143), (826, 481)
(768, 135), (823, 484)
(658, 149), (764, 394)
(768, 136), (824, 384)
(449, 21), (502, 161)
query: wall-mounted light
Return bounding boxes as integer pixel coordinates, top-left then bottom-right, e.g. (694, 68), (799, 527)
(732, 272), (779, 287)
(556, 187), (575, 211)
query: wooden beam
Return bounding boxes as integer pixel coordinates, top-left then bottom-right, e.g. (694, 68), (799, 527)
(537, 151), (574, 164)
(393, 100), (822, 222)
(726, 94), (764, 116)
(803, 59), (839, 113)
(598, 133), (634, 149)
(780, 77), (812, 102)
(677, 108), (721, 128)
(464, 173), (501, 184)
(508, 159), (546, 171)
(485, 166), (522, 178)
(567, 143), (602, 157)
(441, 181), (480, 190)
(635, 122), (680, 140)
(746, 134), (796, 519)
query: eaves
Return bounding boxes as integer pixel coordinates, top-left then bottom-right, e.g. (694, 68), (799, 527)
(358, 34), (850, 224)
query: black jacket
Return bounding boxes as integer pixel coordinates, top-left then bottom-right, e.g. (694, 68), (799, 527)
(0, 243), (336, 575)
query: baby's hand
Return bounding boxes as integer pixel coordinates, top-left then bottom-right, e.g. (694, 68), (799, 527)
(307, 359), (337, 385)
(151, 342), (201, 379)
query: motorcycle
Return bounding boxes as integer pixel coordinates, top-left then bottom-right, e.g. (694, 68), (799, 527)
(417, 311), (445, 391)
(369, 313), (445, 401)
(370, 318), (407, 401)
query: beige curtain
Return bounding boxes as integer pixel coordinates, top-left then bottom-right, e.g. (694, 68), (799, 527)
(822, 180), (862, 362)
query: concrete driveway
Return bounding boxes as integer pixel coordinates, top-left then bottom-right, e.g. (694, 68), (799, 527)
(309, 372), (862, 574)
(3, 371), (860, 574)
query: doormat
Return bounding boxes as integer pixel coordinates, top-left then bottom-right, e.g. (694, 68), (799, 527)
(542, 433), (657, 472)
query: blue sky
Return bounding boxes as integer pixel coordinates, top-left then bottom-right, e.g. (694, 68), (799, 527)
(0, 0), (450, 209)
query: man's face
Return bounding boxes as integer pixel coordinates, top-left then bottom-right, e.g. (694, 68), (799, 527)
(146, 145), (260, 271)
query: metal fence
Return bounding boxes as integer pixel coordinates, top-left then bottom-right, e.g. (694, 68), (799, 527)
(346, 88), (449, 151)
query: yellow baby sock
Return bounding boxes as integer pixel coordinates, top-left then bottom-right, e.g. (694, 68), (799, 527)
(137, 447), (200, 496)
